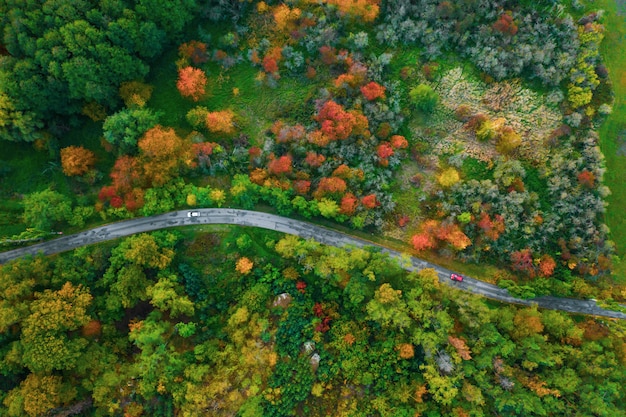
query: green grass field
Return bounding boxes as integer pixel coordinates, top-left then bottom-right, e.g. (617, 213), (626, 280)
(596, 0), (626, 280)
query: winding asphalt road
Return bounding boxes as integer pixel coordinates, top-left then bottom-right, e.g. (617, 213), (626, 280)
(1, 208), (625, 319)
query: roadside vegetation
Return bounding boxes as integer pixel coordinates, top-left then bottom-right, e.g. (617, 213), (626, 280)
(1, 227), (625, 416)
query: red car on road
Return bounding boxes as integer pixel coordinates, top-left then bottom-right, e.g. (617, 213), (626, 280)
(450, 273), (464, 282)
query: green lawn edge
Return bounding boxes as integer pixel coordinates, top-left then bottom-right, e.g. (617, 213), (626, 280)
(597, 0), (626, 281)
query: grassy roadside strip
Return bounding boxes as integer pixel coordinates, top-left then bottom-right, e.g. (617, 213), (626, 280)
(596, 0), (626, 281)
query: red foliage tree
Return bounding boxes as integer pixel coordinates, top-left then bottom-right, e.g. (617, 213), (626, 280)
(377, 142), (394, 159)
(361, 194), (378, 209)
(315, 100), (368, 141)
(263, 56), (279, 74)
(493, 12), (518, 36)
(340, 193), (359, 215)
(124, 188), (145, 212)
(510, 249), (535, 277)
(110, 155), (143, 194)
(360, 81), (386, 101)
(176, 67), (207, 101)
(577, 170), (596, 188)
(294, 179), (311, 195)
(268, 155), (293, 175)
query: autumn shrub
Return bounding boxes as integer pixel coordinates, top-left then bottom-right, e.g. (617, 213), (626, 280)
(206, 110), (236, 135)
(60, 146), (96, 177)
(177, 67), (207, 101)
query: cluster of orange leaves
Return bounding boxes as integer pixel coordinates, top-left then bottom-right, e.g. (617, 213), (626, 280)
(360, 81), (386, 101)
(236, 257), (254, 275)
(314, 176), (347, 199)
(411, 220), (472, 251)
(176, 67), (207, 101)
(205, 110), (236, 134)
(60, 146), (96, 176)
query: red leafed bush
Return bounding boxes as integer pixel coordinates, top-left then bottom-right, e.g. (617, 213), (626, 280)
(493, 12), (518, 36)
(268, 155), (293, 175)
(538, 254), (556, 277)
(176, 67), (207, 101)
(377, 142), (394, 159)
(263, 56), (279, 73)
(360, 81), (386, 101)
(510, 248), (535, 277)
(361, 194), (378, 209)
(390, 135), (408, 149)
(296, 280), (307, 294)
(577, 170), (595, 188)
(110, 195), (124, 208)
(294, 180), (311, 195)
(315, 100), (369, 141)
(340, 193), (359, 215)
(98, 185), (117, 202)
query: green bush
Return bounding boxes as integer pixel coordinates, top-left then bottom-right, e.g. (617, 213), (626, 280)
(409, 84), (438, 113)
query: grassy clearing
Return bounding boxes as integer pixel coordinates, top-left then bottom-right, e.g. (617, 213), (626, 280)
(596, 0), (626, 280)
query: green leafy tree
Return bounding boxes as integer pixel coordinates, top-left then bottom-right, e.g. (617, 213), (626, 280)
(22, 188), (72, 230)
(103, 107), (160, 150)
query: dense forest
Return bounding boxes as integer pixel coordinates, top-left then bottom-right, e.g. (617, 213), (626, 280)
(1, 227), (625, 416)
(1, 0), (626, 415)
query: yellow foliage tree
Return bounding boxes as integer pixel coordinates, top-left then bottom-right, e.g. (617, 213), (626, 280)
(437, 168), (460, 188)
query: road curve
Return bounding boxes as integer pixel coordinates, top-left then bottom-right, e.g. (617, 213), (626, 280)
(1, 208), (625, 319)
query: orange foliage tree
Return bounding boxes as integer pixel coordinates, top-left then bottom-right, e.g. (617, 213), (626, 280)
(360, 81), (386, 101)
(176, 67), (207, 101)
(314, 177), (347, 199)
(60, 146), (95, 176)
(411, 220), (471, 251)
(340, 193), (359, 215)
(205, 110), (236, 135)
(538, 254), (557, 277)
(361, 194), (378, 209)
(138, 125), (185, 186)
